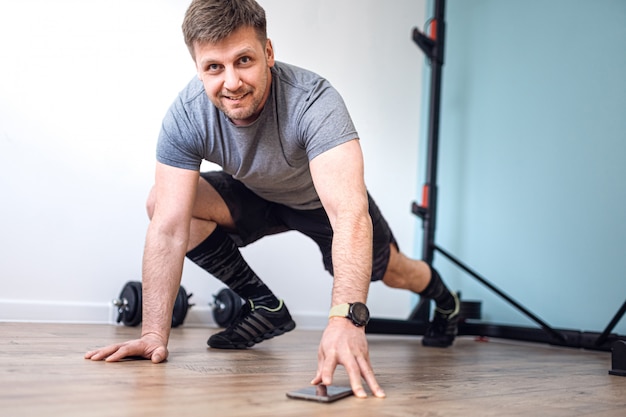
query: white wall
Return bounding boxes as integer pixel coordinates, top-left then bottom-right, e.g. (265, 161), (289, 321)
(0, 0), (426, 328)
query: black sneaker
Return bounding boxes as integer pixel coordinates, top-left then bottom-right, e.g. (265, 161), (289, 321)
(207, 299), (296, 349)
(422, 292), (460, 348)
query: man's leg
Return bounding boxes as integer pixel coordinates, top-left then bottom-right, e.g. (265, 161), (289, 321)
(146, 174), (295, 349)
(185, 177), (282, 308)
(382, 245), (460, 347)
(147, 178), (279, 308)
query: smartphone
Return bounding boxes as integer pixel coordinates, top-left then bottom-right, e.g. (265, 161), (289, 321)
(286, 385), (353, 403)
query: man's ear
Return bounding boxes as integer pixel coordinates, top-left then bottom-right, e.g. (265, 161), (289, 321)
(266, 39), (275, 67)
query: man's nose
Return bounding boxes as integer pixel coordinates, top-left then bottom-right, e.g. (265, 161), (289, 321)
(223, 67), (242, 91)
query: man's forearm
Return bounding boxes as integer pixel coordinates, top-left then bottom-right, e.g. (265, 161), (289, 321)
(140, 223), (189, 344)
(330, 210), (373, 306)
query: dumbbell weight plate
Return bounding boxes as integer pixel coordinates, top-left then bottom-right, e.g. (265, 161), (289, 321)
(115, 281), (192, 328)
(115, 281), (143, 327)
(212, 288), (243, 328)
(171, 286), (191, 328)
(459, 300), (482, 321)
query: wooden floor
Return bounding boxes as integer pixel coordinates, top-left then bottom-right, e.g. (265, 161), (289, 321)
(1, 322), (624, 417)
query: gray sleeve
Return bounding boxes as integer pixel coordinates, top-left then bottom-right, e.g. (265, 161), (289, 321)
(156, 97), (204, 171)
(297, 80), (359, 161)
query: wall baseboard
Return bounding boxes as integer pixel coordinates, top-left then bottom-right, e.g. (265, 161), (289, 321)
(0, 300), (327, 330)
(0, 299), (115, 324)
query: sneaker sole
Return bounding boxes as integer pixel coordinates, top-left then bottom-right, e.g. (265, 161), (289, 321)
(422, 336), (455, 348)
(208, 319), (296, 349)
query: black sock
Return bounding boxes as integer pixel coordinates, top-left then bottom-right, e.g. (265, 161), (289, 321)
(186, 227), (280, 309)
(419, 265), (456, 312)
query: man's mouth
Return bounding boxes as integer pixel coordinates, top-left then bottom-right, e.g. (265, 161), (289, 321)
(223, 92), (248, 102)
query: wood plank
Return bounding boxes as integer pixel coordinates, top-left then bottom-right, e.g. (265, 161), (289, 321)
(0, 323), (624, 416)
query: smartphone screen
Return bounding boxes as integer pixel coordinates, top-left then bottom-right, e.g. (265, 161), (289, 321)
(286, 385), (353, 403)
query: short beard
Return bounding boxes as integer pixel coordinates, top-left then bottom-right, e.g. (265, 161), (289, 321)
(217, 92), (262, 123)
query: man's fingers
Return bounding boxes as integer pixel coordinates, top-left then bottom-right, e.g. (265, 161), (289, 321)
(85, 339), (165, 363)
(312, 324), (386, 399)
(103, 342), (140, 362)
(357, 355), (385, 398)
(310, 373), (322, 386)
(311, 347), (325, 385)
(103, 346), (132, 362)
(319, 354), (338, 386)
(85, 344), (123, 361)
(343, 356), (367, 398)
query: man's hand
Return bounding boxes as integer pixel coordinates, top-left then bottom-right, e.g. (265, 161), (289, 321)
(311, 318), (385, 399)
(84, 333), (168, 363)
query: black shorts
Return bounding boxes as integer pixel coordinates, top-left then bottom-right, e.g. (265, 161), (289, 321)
(201, 171), (397, 282)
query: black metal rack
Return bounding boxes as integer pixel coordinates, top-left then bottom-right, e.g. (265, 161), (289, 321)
(366, 0), (626, 353)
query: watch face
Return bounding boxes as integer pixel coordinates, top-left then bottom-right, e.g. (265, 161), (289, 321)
(350, 302), (370, 326)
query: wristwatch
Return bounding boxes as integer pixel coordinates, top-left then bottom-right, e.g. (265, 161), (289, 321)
(328, 302), (370, 327)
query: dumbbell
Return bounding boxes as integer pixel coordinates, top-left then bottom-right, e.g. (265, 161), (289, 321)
(113, 281), (193, 328)
(211, 288), (244, 328)
(456, 291), (482, 323)
(459, 300), (482, 322)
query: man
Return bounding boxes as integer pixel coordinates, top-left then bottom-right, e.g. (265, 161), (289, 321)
(85, 0), (459, 399)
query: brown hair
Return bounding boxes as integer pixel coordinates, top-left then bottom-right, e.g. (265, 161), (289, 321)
(182, 0), (267, 59)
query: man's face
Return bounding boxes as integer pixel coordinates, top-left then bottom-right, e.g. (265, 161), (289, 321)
(194, 26), (274, 126)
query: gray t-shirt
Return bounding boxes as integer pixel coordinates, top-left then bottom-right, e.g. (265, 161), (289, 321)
(156, 61), (358, 210)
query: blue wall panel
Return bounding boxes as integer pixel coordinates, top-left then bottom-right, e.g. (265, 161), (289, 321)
(416, 0), (626, 333)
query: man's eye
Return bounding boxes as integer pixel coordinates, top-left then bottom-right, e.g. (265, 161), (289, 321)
(204, 64), (222, 73)
(239, 56), (251, 64)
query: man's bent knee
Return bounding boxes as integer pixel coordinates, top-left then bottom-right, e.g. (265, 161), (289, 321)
(382, 269), (408, 289)
(381, 244), (406, 288)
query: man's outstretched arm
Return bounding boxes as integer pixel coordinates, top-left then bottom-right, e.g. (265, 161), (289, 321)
(85, 163), (199, 363)
(308, 138), (385, 399)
